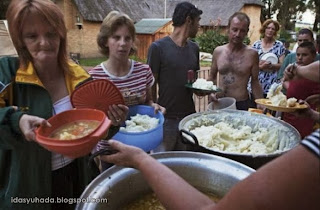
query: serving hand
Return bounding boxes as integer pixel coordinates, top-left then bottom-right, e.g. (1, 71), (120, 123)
(19, 114), (51, 141)
(100, 140), (146, 168)
(283, 63), (299, 81)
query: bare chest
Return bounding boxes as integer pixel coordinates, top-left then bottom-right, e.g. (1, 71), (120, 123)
(216, 52), (252, 76)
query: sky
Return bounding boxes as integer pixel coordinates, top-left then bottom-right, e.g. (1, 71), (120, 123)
(298, 9), (315, 24)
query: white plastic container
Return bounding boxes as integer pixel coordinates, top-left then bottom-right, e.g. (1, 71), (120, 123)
(208, 97), (237, 110)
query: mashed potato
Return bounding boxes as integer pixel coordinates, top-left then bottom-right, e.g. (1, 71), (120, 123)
(267, 83), (297, 107)
(120, 114), (159, 132)
(190, 121), (280, 154)
(270, 94), (287, 107)
(287, 97), (297, 107)
(192, 78), (217, 90)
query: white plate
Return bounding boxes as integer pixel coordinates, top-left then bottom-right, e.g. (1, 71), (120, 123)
(260, 52), (279, 64)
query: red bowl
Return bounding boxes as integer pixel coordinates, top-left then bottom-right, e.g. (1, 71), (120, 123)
(35, 109), (112, 158)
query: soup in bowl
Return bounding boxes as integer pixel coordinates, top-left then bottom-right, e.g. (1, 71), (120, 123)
(36, 108), (111, 158)
(49, 120), (101, 140)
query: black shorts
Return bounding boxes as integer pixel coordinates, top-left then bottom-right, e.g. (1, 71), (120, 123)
(236, 98), (256, 110)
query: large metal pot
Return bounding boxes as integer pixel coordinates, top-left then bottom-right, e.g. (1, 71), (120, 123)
(77, 152), (255, 209)
(179, 110), (300, 169)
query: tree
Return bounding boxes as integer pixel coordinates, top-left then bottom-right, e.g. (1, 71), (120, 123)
(0, 0), (10, 19)
(260, 0), (308, 30)
(307, 0), (319, 31)
(275, 0), (307, 30)
(260, 0), (272, 22)
(195, 19), (250, 53)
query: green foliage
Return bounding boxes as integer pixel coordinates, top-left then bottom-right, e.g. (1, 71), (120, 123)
(79, 55), (146, 67)
(260, 0), (308, 30)
(196, 29), (251, 53)
(80, 57), (211, 67)
(0, 0), (10, 19)
(306, 0), (319, 31)
(243, 36), (251, 45)
(79, 57), (105, 66)
(195, 28), (228, 53)
(279, 29), (294, 43)
(130, 54), (146, 63)
(200, 61), (212, 67)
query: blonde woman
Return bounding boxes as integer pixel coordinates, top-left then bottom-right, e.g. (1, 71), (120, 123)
(252, 19), (285, 97)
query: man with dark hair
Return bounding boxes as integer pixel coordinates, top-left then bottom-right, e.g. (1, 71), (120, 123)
(277, 28), (320, 80)
(210, 12), (263, 110)
(147, 1), (202, 151)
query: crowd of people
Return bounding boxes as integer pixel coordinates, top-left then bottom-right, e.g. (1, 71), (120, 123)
(0, 0), (319, 209)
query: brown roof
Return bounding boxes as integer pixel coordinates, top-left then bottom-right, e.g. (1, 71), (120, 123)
(73, 0), (264, 26)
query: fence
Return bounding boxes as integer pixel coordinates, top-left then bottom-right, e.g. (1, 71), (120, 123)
(194, 68), (211, 112)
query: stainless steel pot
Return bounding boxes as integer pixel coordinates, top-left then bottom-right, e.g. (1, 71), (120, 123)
(179, 110), (300, 169)
(76, 152), (255, 209)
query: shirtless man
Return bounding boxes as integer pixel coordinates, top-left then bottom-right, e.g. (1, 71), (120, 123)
(210, 12), (263, 110)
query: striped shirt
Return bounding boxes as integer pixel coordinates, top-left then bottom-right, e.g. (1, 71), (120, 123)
(88, 60), (154, 106)
(89, 60), (154, 152)
(301, 129), (320, 158)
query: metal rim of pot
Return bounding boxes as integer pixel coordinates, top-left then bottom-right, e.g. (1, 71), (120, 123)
(77, 151), (255, 209)
(178, 109), (301, 158)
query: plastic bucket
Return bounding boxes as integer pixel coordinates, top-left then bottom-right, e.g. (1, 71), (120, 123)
(208, 97), (236, 111)
(113, 105), (164, 152)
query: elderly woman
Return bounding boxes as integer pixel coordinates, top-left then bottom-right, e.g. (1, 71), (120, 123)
(252, 19), (285, 97)
(88, 11), (165, 170)
(0, 0), (127, 209)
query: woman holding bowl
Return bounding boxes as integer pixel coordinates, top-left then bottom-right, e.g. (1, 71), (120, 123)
(0, 1), (127, 209)
(252, 19), (285, 97)
(88, 11), (166, 171)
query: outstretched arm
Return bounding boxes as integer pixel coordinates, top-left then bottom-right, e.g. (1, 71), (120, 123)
(211, 144), (320, 210)
(104, 140), (215, 210)
(285, 61), (319, 82)
(105, 135), (320, 210)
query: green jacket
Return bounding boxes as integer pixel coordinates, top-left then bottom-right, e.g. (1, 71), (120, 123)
(0, 57), (101, 209)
